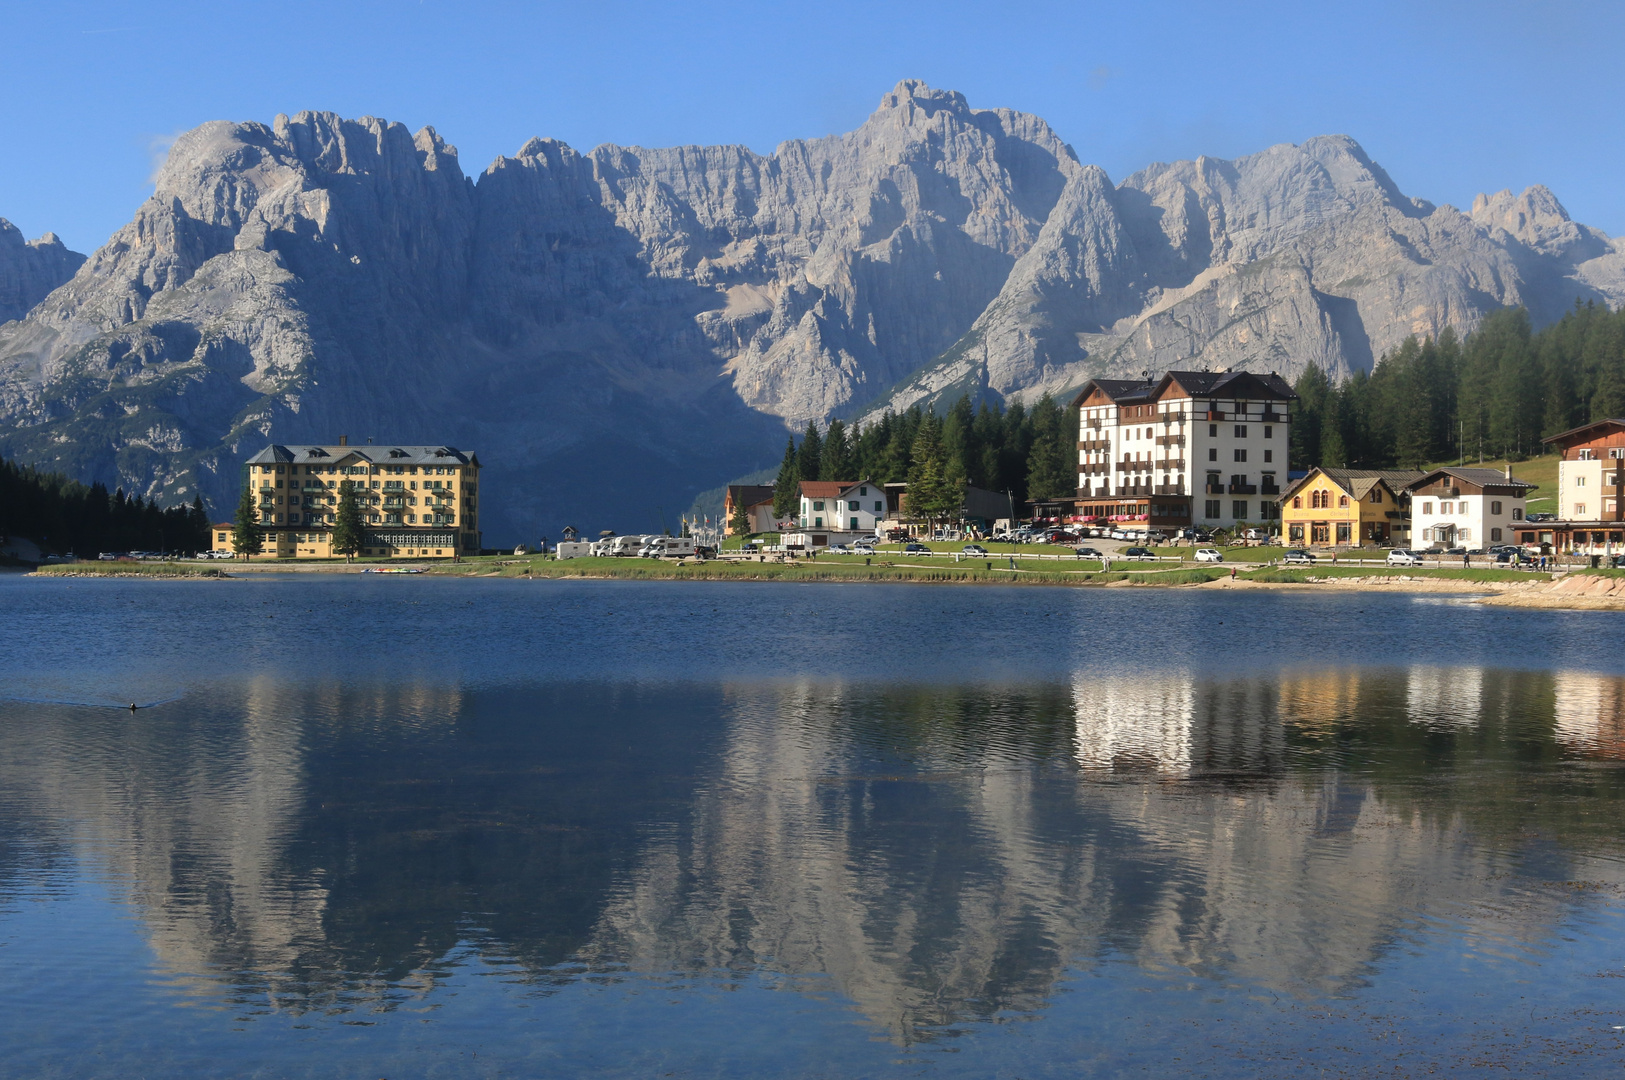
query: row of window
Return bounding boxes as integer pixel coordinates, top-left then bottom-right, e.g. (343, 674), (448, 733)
(256, 463), (462, 476)
(1200, 500), (1280, 520)
(1574, 449), (1625, 460)
(808, 500), (883, 512)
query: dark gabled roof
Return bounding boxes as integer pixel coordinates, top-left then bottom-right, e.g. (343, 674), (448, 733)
(245, 444), (477, 466)
(1282, 467), (1425, 500)
(1160, 369), (1298, 400)
(726, 484), (776, 507)
(1407, 467), (1537, 492)
(1071, 378), (1157, 408)
(1072, 369), (1297, 408)
(1542, 418), (1625, 446)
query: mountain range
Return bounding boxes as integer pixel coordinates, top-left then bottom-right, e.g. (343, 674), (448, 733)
(2, 80), (1622, 539)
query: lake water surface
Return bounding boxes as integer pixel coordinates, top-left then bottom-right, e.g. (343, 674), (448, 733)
(4, 574), (1625, 1077)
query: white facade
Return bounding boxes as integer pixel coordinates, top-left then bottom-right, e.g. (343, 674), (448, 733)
(1411, 474), (1529, 548)
(1076, 373), (1293, 528)
(798, 482), (886, 532)
(1557, 449), (1625, 523)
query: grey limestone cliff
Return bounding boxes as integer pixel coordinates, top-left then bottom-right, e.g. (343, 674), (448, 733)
(0, 82), (1620, 536)
(0, 219), (83, 324)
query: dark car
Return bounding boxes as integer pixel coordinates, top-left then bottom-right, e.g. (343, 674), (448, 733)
(1444, 546), (1467, 556)
(1121, 547), (1157, 561)
(961, 544), (988, 555)
(903, 542), (930, 553)
(1495, 550), (1533, 565)
(1283, 549), (1316, 564)
(1074, 546), (1103, 557)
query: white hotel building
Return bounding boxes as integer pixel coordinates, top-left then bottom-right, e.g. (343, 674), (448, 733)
(1073, 370), (1297, 530)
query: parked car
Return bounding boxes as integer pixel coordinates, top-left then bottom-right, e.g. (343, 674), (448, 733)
(1495, 550), (1533, 565)
(739, 542), (759, 553)
(903, 542), (930, 553)
(1194, 548), (1224, 563)
(1443, 546), (1467, 556)
(1283, 549), (1316, 565)
(961, 544), (988, 555)
(1074, 546), (1102, 558)
(854, 537), (877, 550)
(1387, 549), (1425, 567)
(98, 552), (122, 561)
(1122, 547), (1157, 561)
(827, 543), (851, 553)
(1240, 528), (1270, 542)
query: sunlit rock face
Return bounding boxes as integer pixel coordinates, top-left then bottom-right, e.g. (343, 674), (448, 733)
(1, 83), (1620, 535)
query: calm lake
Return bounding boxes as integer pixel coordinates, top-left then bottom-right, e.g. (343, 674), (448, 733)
(3, 574), (1625, 1077)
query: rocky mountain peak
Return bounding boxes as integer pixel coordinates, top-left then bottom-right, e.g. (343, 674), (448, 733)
(0, 218), (85, 324)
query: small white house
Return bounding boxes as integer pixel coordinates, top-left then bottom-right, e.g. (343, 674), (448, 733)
(1407, 467), (1534, 549)
(798, 480), (886, 533)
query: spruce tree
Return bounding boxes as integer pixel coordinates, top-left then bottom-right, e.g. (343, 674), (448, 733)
(771, 437), (800, 521)
(332, 483), (364, 561)
(906, 415), (958, 527)
(797, 421), (823, 482)
(730, 496), (752, 538)
(820, 418), (852, 481)
(231, 485), (262, 559)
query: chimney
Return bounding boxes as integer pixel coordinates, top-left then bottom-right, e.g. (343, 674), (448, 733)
(338, 435), (348, 446)
(1505, 464), (1511, 480)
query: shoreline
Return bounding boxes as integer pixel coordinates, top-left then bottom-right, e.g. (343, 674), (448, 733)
(25, 557), (1607, 604)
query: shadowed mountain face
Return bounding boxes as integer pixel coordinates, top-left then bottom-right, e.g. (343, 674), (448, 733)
(1, 81), (1620, 536)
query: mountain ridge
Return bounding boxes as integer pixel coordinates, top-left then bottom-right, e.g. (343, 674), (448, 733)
(1, 81), (1620, 538)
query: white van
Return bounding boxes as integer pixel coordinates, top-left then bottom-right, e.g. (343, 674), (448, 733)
(555, 541), (595, 560)
(608, 535), (654, 557)
(639, 536), (696, 558)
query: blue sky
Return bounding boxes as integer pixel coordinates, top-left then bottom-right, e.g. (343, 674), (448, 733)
(4, 0), (1623, 253)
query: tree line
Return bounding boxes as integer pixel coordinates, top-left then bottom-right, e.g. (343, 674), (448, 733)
(769, 393), (1078, 522)
(0, 455), (211, 558)
(1295, 302), (1625, 470)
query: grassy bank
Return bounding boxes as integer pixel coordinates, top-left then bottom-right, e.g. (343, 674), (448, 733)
(1243, 566), (1550, 584)
(32, 562), (230, 578)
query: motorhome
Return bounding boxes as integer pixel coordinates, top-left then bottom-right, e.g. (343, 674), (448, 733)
(554, 541), (595, 560)
(638, 536), (696, 558)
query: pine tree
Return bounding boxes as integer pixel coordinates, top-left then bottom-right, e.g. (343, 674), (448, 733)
(771, 437), (800, 521)
(332, 482), (364, 561)
(797, 421), (823, 482)
(906, 414), (959, 527)
(820, 418), (852, 481)
(729, 495), (752, 538)
(1024, 394), (1072, 499)
(231, 485), (262, 559)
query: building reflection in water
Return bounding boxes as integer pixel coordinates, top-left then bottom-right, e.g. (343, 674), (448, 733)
(0, 667), (1620, 1042)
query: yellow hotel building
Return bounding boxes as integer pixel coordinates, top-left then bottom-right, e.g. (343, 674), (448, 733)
(1279, 467), (1422, 547)
(211, 439), (482, 559)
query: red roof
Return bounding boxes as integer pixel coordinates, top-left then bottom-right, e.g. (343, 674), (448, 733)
(798, 481), (854, 498)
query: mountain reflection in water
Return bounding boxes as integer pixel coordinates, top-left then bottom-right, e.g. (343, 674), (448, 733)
(4, 665), (1625, 1046)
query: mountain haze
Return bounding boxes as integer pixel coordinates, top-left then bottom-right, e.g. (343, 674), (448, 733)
(1, 81), (1620, 538)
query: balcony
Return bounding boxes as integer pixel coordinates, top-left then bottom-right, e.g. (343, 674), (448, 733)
(1154, 484), (1186, 495)
(1261, 409), (1285, 422)
(1155, 435), (1185, 447)
(1228, 483), (1258, 495)
(1205, 483), (1225, 495)
(1159, 458), (1186, 470)
(1260, 482), (1280, 495)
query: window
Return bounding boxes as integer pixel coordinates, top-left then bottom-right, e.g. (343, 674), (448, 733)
(1264, 425), (1273, 438)
(1312, 524), (1330, 544)
(848, 501), (858, 511)
(1608, 499), (1619, 514)
(1370, 489), (1383, 503)
(1338, 495), (1349, 507)
(1576, 503), (1588, 517)
(1234, 448), (1247, 462)
(1264, 449), (1273, 463)
(1234, 425), (1248, 438)
(1422, 502), (1433, 514)
(1440, 502), (1452, 514)
(1491, 528), (1503, 542)
(874, 501), (883, 512)
(850, 517), (858, 529)
(1292, 496), (1302, 509)
(1209, 424), (1218, 437)
(1208, 448), (1218, 461)
(859, 486), (867, 495)
(216, 532), (226, 542)
(1204, 500), (1221, 518)
(1233, 500), (1248, 519)
(814, 517), (823, 527)
(813, 500), (824, 511)
(1513, 508), (1523, 520)
(1336, 523), (1351, 543)
(1577, 476), (1587, 487)
(1579, 449), (1596, 460)
(1289, 524), (1304, 541)
(1490, 501), (1502, 515)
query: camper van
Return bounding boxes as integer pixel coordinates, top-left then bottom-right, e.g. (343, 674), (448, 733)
(638, 536), (696, 558)
(554, 541), (594, 560)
